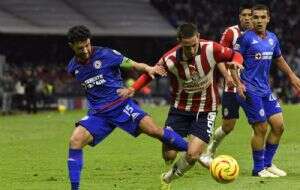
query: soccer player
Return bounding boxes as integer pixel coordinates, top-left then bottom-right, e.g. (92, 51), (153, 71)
(118, 23), (244, 189)
(234, 5), (300, 177)
(199, 4), (253, 167)
(66, 25), (189, 190)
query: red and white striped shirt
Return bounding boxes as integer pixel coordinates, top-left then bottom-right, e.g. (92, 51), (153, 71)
(220, 25), (242, 93)
(158, 40), (242, 112)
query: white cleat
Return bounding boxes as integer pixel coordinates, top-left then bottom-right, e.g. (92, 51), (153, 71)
(266, 164), (287, 177)
(198, 153), (213, 169)
(255, 169), (279, 178)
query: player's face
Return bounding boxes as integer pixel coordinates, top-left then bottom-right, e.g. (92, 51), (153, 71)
(69, 38), (92, 61)
(180, 34), (199, 59)
(252, 10), (270, 34)
(239, 9), (252, 30)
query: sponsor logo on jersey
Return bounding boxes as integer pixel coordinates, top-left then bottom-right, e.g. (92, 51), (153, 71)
(81, 74), (106, 89)
(255, 52), (273, 60)
(93, 60), (102, 69)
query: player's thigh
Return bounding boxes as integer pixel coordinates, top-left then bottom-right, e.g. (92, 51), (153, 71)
(164, 107), (193, 138)
(70, 125), (93, 148)
(237, 91), (267, 124)
(76, 115), (114, 147)
(190, 111), (216, 144)
(109, 99), (148, 137)
(263, 94), (283, 123)
(222, 92), (240, 120)
(186, 135), (206, 161)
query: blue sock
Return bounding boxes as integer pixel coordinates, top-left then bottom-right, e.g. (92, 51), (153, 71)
(162, 128), (188, 151)
(252, 149), (265, 175)
(68, 149), (83, 190)
(264, 143), (279, 167)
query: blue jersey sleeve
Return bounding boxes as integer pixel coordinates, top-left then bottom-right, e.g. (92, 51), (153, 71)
(273, 36), (282, 59)
(67, 59), (76, 75)
(234, 34), (247, 55)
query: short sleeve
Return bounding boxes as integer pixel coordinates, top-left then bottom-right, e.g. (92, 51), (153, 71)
(273, 36), (282, 58)
(105, 49), (125, 67)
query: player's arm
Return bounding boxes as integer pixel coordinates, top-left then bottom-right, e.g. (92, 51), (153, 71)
(213, 42), (244, 69)
(217, 63), (235, 88)
(120, 57), (166, 78)
(117, 58), (166, 98)
(275, 56), (300, 92)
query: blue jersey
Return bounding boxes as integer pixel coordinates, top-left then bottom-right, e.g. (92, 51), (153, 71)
(235, 30), (282, 96)
(67, 46), (126, 111)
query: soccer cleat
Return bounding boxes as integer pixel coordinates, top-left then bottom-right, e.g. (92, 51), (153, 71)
(252, 169), (279, 177)
(266, 164), (287, 177)
(198, 153), (213, 169)
(160, 173), (171, 190)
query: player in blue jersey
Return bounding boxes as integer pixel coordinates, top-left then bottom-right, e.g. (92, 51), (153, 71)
(235, 5), (300, 177)
(66, 25), (188, 190)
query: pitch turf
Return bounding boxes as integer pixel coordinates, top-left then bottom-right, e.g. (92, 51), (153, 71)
(0, 105), (300, 190)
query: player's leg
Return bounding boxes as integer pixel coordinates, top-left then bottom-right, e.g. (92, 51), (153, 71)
(139, 116), (188, 151)
(163, 112), (216, 184)
(161, 108), (191, 168)
(68, 115), (114, 190)
(113, 99), (188, 151)
(237, 92), (277, 177)
(263, 94), (286, 176)
(201, 92), (239, 163)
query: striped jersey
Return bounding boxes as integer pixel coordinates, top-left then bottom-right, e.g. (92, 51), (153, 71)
(159, 40), (239, 113)
(219, 25), (242, 93)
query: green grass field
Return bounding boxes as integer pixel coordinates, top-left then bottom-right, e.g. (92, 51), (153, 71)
(1, 105), (300, 190)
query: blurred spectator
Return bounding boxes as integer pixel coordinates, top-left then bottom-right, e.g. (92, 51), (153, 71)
(1, 72), (15, 115)
(23, 69), (38, 114)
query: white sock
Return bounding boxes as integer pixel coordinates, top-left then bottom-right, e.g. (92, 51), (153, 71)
(207, 126), (226, 154)
(163, 153), (194, 183)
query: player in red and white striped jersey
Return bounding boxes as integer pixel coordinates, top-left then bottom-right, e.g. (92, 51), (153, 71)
(117, 23), (243, 188)
(199, 4), (253, 168)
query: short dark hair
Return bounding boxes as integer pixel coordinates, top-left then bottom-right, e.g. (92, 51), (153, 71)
(177, 23), (198, 41)
(67, 25), (91, 43)
(252, 4), (270, 16)
(239, 3), (252, 14)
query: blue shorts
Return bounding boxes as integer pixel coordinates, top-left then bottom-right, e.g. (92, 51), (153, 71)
(237, 91), (282, 124)
(165, 107), (216, 143)
(75, 99), (147, 146)
(222, 92), (240, 119)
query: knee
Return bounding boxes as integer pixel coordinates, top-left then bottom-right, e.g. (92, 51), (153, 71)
(69, 131), (88, 149)
(272, 124), (284, 136)
(146, 126), (162, 138)
(254, 123), (268, 136)
(186, 150), (200, 164)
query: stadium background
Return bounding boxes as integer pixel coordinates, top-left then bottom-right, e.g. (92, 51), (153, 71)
(0, 0), (300, 114)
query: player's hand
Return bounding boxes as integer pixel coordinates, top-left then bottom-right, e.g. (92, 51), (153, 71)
(117, 87), (135, 98)
(145, 65), (167, 79)
(227, 62), (244, 70)
(224, 75), (235, 89)
(236, 82), (246, 99)
(289, 74), (300, 92)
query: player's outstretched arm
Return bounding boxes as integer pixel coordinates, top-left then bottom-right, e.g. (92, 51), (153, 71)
(275, 56), (300, 92)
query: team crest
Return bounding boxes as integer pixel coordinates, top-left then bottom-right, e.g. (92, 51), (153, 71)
(93, 60), (102, 69)
(268, 38), (274, 46)
(259, 109), (265, 117)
